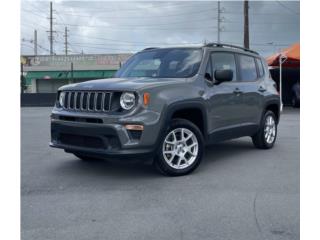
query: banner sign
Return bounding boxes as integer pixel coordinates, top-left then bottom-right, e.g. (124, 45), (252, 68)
(22, 54), (132, 71)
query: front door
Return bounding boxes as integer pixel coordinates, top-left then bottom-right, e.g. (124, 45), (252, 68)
(204, 51), (243, 137)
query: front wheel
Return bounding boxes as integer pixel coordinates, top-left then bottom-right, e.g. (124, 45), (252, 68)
(252, 111), (278, 149)
(153, 119), (204, 176)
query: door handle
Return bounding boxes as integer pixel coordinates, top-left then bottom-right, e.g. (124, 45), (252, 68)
(258, 86), (267, 92)
(233, 88), (243, 94)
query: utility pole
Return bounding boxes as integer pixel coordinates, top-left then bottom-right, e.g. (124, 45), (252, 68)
(70, 62), (74, 83)
(34, 30), (37, 56)
(20, 61), (24, 94)
(49, 1), (53, 55)
(217, 1), (221, 43)
(244, 0), (249, 49)
(64, 27), (68, 55)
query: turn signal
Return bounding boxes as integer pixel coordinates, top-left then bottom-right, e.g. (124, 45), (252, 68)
(143, 93), (150, 106)
(125, 124), (144, 131)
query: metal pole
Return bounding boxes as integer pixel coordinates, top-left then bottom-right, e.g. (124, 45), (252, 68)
(49, 1), (53, 55)
(244, 0), (249, 49)
(279, 54), (287, 112)
(71, 62), (74, 83)
(279, 56), (282, 110)
(34, 30), (37, 56)
(20, 62), (24, 94)
(64, 27), (68, 55)
(217, 1), (221, 43)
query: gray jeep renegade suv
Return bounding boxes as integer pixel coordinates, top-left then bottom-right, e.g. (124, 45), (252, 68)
(50, 43), (280, 176)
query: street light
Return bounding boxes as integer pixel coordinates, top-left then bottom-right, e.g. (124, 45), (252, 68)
(279, 54), (287, 112)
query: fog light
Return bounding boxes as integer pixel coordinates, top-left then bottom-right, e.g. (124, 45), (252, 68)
(125, 124), (144, 131)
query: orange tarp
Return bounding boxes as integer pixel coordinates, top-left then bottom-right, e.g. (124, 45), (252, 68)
(266, 43), (300, 68)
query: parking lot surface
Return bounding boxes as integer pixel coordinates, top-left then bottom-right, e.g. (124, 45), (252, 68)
(21, 107), (299, 240)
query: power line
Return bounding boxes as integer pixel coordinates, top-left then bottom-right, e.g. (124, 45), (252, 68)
(276, 1), (299, 15)
(53, 16), (218, 28)
(21, 38), (53, 54)
(21, 43), (34, 50)
(21, 1), (299, 55)
(55, 22), (218, 31)
(69, 34), (202, 45)
(55, 4), (217, 13)
(21, 9), (47, 18)
(65, 41), (202, 48)
(21, 20), (48, 30)
(55, 41), (137, 52)
(221, 11), (298, 16)
(54, 8), (217, 19)
(223, 20), (299, 25)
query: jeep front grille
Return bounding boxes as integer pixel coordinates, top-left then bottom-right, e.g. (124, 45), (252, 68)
(62, 91), (112, 112)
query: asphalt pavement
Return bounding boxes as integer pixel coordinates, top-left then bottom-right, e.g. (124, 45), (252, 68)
(21, 107), (299, 240)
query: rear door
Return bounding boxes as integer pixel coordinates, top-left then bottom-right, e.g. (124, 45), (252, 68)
(236, 54), (264, 126)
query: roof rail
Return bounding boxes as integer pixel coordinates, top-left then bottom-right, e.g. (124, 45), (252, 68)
(204, 42), (259, 55)
(142, 47), (159, 51)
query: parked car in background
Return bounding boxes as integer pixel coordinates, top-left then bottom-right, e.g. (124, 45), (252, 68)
(50, 43), (280, 176)
(291, 81), (300, 108)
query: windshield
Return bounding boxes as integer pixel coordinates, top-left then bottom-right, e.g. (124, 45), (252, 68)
(115, 48), (203, 78)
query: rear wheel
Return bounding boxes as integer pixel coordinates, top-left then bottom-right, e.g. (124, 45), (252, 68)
(292, 94), (300, 108)
(153, 119), (204, 176)
(252, 111), (277, 149)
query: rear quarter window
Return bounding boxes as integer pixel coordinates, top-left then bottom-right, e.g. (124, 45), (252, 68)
(256, 58), (265, 78)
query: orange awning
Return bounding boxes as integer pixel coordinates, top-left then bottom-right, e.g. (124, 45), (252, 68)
(266, 43), (300, 68)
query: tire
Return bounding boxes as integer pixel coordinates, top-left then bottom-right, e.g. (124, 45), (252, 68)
(252, 110), (277, 149)
(73, 153), (102, 161)
(292, 95), (300, 108)
(153, 118), (204, 176)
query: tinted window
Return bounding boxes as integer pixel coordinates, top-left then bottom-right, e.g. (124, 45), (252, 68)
(238, 55), (258, 81)
(115, 48), (203, 78)
(256, 58), (265, 77)
(211, 52), (237, 81)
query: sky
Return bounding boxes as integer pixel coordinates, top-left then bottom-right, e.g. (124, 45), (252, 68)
(20, 0), (300, 57)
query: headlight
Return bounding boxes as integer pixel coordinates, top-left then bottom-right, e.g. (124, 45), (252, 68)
(120, 92), (135, 110)
(59, 92), (65, 107)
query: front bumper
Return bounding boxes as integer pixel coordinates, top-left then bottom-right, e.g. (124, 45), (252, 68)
(50, 108), (162, 158)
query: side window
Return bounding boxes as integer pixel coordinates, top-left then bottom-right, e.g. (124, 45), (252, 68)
(256, 58), (265, 78)
(238, 54), (258, 82)
(211, 52), (237, 81)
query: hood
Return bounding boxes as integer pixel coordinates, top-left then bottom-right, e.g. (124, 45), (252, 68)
(59, 77), (187, 92)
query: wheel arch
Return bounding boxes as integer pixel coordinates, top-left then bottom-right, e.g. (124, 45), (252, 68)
(263, 99), (280, 124)
(163, 100), (208, 139)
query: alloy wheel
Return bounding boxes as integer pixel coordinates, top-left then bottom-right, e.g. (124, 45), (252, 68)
(162, 128), (199, 170)
(264, 115), (276, 144)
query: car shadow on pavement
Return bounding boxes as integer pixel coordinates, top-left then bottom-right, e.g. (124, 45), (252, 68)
(204, 138), (255, 164)
(53, 138), (256, 179)
(54, 156), (158, 180)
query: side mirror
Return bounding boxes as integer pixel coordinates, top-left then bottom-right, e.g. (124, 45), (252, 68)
(204, 72), (213, 82)
(214, 69), (233, 84)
